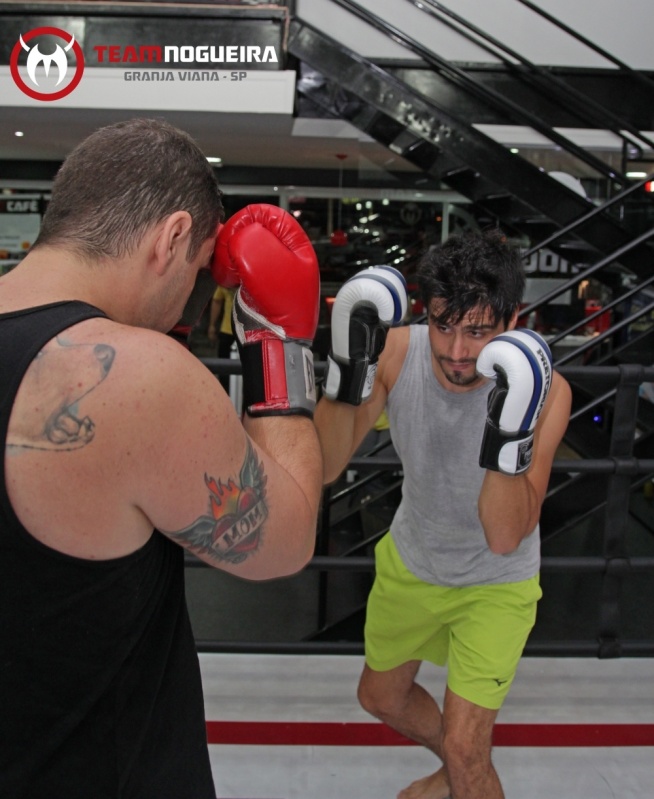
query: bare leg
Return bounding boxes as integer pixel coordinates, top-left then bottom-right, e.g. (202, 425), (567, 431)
(358, 666), (504, 799)
(394, 687), (503, 799)
(357, 662), (450, 799)
(440, 687), (503, 799)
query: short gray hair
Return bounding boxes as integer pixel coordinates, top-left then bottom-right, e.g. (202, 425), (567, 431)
(35, 118), (224, 260)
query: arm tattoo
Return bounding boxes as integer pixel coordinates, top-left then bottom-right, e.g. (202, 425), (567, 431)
(167, 439), (269, 566)
(6, 336), (115, 452)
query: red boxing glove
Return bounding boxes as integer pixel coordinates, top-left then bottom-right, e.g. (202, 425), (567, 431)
(212, 204), (320, 417)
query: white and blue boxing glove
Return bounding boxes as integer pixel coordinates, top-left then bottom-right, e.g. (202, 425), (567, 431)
(477, 329), (553, 475)
(323, 266), (408, 405)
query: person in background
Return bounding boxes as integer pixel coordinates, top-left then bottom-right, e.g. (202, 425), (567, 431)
(207, 284), (236, 390)
(0, 118), (323, 799)
(314, 234), (572, 799)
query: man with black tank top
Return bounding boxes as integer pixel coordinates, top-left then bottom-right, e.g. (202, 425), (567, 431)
(0, 119), (323, 799)
(315, 232), (572, 799)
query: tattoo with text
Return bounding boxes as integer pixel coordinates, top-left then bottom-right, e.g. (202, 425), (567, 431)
(168, 440), (269, 565)
(7, 336), (115, 451)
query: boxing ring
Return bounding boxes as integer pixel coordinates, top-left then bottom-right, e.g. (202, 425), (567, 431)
(200, 653), (653, 799)
(193, 359), (654, 798)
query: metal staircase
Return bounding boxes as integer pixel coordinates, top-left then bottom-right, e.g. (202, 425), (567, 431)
(288, 10), (654, 284)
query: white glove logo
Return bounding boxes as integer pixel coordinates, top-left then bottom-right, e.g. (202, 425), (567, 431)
(20, 33), (74, 87)
(10, 27), (85, 101)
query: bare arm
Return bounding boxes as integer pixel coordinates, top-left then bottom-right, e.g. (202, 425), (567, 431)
(314, 327), (407, 485)
(478, 372), (572, 554)
(314, 393), (384, 485)
(242, 413), (323, 563)
(129, 334), (323, 580)
(4, 318), (321, 580)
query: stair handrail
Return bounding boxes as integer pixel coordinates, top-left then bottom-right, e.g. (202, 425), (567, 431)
(406, 0), (654, 159)
(518, 225), (654, 316)
(554, 297), (654, 366)
(591, 325), (654, 369)
(322, 0), (626, 184)
(546, 273), (654, 348)
(515, 0), (654, 96)
(523, 173), (654, 259)
(569, 386), (621, 423)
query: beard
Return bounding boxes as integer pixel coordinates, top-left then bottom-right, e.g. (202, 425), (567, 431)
(437, 357), (481, 387)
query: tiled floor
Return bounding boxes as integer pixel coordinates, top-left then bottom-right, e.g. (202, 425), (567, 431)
(201, 653), (654, 799)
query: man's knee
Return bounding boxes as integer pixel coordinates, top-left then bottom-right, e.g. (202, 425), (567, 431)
(357, 672), (385, 717)
(357, 669), (408, 720)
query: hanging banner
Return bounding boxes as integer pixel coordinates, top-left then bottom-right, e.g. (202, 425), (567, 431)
(0, 14), (294, 112)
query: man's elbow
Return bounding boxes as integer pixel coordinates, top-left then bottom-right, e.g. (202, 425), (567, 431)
(323, 465), (345, 487)
(276, 528), (316, 577)
(483, 521), (530, 555)
(481, 507), (539, 556)
(298, 527), (318, 569)
(487, 536), (521, 556)
(290, 503), (319, 569)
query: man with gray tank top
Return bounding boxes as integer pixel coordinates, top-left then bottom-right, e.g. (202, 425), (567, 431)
(315, 230), (572, 799)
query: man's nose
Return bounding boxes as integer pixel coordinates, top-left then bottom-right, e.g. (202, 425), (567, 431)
(449, 333), (468, 361)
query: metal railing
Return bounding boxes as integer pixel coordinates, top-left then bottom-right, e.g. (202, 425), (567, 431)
(192, 359), (654, 658)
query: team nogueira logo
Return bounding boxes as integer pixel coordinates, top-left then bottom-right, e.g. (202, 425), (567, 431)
(10, 26), (85, 101)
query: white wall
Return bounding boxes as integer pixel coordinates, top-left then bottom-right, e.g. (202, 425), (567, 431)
(296, 0), (654, 70)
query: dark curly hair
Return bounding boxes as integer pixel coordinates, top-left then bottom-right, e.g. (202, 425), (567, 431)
(416, 229), (525, 328)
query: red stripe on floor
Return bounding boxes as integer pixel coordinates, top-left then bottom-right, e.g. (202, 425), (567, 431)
(206, 721), (654, 747)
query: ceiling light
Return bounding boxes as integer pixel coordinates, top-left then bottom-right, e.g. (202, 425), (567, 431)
(15, 131), (24, 137)
(206, 156), (222, 165)
(626, 171), (647, 178)
(510, 147), (519, 154)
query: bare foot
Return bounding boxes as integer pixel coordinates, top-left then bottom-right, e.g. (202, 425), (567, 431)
(397, 768), (450, 799)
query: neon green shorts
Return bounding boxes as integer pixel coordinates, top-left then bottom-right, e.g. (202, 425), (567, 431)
(364, 533), (542, 710)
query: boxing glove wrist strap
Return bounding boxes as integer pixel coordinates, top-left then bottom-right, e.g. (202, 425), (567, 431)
(322, 354), (376, 406)
(479, 423), (534, 476)
(239, 338), (316, 418)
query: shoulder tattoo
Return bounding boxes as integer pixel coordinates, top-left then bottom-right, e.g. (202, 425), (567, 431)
(6, 336), (115, 452)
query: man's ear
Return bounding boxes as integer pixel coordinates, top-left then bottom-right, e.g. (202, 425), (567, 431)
(506, 308), (520, 330)
(152, 211), (193, 275)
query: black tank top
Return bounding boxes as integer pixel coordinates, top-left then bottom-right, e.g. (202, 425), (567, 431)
(0, 302), (215, 799)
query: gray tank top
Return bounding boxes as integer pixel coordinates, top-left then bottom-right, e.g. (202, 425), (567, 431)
(387, 324), (540, 586)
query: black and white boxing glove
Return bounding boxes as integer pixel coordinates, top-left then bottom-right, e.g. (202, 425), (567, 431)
(477, 329), (553, 475)
(323, 266), (408, 405)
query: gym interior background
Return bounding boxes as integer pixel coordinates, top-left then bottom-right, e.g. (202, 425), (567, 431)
(1, 0), (653, 658)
